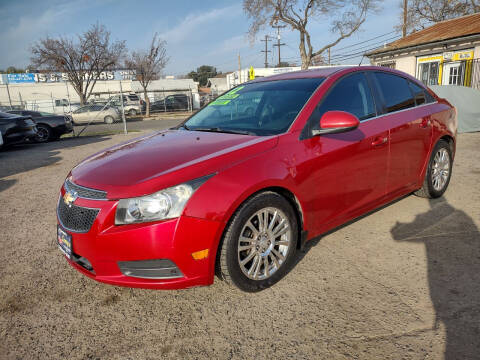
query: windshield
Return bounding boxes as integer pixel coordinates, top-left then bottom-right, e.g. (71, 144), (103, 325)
(184, 78), (324, 136)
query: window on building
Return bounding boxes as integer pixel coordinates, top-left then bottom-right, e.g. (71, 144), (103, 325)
(418, 62), (439, 86)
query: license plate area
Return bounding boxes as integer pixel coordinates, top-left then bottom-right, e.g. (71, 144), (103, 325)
(57, 225), (72, 259)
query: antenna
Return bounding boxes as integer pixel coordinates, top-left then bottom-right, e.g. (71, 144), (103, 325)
(358, 54), (365, 66)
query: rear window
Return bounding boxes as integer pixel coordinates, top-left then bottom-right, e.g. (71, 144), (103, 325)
(374, 72), (415, 113)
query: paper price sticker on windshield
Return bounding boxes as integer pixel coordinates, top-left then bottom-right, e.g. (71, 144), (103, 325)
(209, 86), (244, 106)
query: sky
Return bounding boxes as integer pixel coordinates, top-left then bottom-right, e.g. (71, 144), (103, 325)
(0, 0), (401, 75)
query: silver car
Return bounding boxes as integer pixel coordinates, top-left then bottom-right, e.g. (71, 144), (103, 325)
(71, 105), (120, 124)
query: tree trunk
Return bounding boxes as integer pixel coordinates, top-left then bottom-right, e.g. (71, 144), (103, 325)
(80, 93), (87, 105)
(299, 32), (310, 70)
(144, 89), (150, 117)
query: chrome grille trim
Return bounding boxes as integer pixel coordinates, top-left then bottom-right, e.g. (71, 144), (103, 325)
(65, 179), (107, 200)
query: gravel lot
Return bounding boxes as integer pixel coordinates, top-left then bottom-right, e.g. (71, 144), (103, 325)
(1, 122), (479, 360)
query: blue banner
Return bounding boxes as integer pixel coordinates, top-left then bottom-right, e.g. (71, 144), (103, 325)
(7, 73), (35, 83)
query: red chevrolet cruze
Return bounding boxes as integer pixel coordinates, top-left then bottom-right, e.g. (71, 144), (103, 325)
(57, 66), (456, 292)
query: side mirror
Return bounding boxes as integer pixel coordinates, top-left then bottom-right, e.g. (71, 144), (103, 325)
(312, 111), (360, 136)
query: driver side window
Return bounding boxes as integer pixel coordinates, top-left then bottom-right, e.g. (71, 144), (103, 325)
(319, 73), (376, 121)
(304, 72), (376, 137)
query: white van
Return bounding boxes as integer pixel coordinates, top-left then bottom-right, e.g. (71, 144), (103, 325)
(24, 99), (79, 115)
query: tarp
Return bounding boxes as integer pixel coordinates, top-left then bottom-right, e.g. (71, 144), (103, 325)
(430, 85), (480, 133)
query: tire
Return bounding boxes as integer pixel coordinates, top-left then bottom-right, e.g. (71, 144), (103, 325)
(415, 139), (453, 198)
(104, 116), (114, 124)
(34, 124), (53, 143)
(128, 109), (137, 116)
(218, 191), (298, 292)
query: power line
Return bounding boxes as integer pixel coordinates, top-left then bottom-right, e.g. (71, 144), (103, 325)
(329, 35), (402, 60)
(331, 30), (400, 52)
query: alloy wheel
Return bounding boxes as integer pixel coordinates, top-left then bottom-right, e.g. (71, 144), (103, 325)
(432, 148), (450, 191)
(237, 207), (292, 280)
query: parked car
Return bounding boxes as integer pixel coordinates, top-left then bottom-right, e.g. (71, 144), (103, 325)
(70, 105), (120, 124)
(144, 94), (189, 113)
(56, 66), (456, 292)
(7, 110), (73, 142)
(107, 93), (142, 116)
(0, 111), (37, 147)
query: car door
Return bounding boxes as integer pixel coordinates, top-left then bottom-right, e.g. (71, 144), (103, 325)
(299, 72), (390, 230)
(73, 107), (88, 123)
(371, 72), (433, 195)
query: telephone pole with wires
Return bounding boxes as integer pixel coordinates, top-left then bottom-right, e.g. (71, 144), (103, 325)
(272, 25), (286, 66)
(261, 35), (272, 68)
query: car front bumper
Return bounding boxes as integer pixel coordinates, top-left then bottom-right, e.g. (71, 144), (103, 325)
(57, 187), (224, 290)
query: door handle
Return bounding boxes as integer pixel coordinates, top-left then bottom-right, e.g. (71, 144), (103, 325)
(371, 136), (388, 147)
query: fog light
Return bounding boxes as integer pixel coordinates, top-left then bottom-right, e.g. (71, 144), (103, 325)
(117, 259), (183, 279)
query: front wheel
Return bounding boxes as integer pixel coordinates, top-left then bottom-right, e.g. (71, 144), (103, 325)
(104, 116), (114, 124)
(128, 109), (137, 116)
(218, 192), (298, 292)
(415, 139), (453, 198)
(34, 124), (53, 143)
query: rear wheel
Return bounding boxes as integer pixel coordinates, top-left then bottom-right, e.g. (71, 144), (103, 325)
(34, 124), (53, 143)
(128, 109), (137, 116)
(104, 116), (114, 124)
(218, 192), (298, 292)
(415, 139), (452, 198)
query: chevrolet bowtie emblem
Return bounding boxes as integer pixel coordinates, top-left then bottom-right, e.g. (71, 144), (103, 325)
(63, 190), (78, 207)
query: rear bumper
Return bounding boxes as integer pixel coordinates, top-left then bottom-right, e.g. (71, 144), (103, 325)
(5, 127), (36, 144)
(57, 190), (224, 289)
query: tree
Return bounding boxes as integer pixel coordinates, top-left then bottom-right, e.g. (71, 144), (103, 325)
(31, 24), (125, 105)
(244, 0), (378, 69)
(5, 66), (26, 74)
(187, 65), (218, 86)
(399, 0), (480, 34)
(126, 34), (168, 117)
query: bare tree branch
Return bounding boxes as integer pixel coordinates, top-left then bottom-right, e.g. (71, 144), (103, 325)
(244, 0), (378, 69)
(397, 0), (480, 34)
(125, 34), (168, 117)
(31, 24), (125, 105)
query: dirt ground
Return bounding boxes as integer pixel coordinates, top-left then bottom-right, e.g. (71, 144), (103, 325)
(0, 125), (479, 360)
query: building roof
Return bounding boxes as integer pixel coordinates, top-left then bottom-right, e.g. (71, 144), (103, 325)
(367, 12), (480, 56)
(251, 66), (349, 82)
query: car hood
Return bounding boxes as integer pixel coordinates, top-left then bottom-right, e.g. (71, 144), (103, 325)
(70, 129), (278, 199)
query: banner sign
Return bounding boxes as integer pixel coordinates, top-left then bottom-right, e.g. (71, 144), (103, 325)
(7, 73), (35, 83)
(2, 70), (136, 83)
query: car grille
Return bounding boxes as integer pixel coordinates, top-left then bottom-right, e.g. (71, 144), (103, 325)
(57, 199), (99, 233)
(65, 179), (107, 200)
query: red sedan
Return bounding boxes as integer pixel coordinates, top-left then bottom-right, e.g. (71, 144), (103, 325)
(57, 66), (456, 292)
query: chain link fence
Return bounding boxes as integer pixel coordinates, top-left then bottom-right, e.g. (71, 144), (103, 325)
(0, 86), (196, 136)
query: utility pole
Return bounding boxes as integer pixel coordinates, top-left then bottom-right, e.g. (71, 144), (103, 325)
(328, 48), (331, 65)
(119, 80), (127, 135)
(238, 53), (242, 84)
(403, 0), (408, 37)
(5, 79), (12, 109)
(272, 25), (286, 67)
(261, 35), (272, 68)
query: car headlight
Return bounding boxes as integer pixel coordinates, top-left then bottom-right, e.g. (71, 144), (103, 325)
(115, 175), (213, 225)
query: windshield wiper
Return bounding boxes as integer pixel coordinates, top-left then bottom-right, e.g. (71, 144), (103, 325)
(191, 127), (256, 136)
